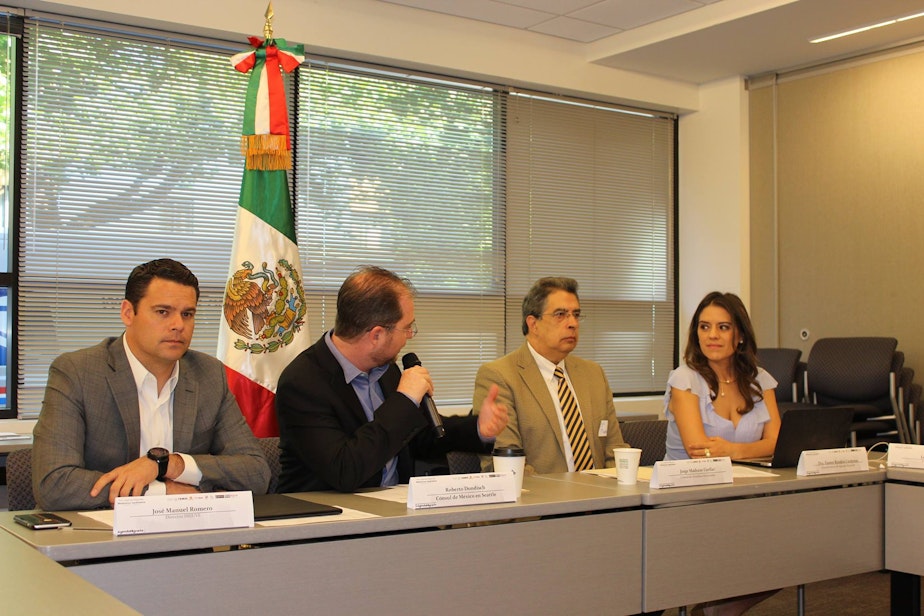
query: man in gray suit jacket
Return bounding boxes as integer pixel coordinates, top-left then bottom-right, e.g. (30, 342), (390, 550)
(33, 259), (270, 511)
(474, 277), (626, 474)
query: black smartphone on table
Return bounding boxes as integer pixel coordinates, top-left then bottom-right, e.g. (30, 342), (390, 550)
(14, 513), (72, 529)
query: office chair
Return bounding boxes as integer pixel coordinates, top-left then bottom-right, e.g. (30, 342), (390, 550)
(618, 419), (667, 465)
(907, 383), (923, 444)
(257, 437), (281, 494)
(897, 365), (918, 444)
(756, 347), (805, 413)
(803, 337), (911, 447)
(446, 451), (483, 474)
(6, 447), (36, 511)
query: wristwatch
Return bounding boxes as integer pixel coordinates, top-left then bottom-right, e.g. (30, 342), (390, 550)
(146, 447), (170, 481)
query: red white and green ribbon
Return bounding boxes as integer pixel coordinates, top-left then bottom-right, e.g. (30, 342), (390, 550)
(231, 36), (305, 170)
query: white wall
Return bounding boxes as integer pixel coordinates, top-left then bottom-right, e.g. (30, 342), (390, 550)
(677, 77), (750, 348)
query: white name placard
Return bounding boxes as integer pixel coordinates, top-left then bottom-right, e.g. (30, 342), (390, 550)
(797, 447), (869, 476)
(887, 443), (924, 469)
(407, 473), (516, 510)
(649, 457), (733, 489)
(113, 491), (254, 536)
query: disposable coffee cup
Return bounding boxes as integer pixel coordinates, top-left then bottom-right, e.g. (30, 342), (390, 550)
(492, 446), (526, 495)
(614, 447), (642, 485)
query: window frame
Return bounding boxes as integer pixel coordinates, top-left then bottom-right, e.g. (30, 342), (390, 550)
(0, 14), (23, 419)
(13, 15), (678, 419)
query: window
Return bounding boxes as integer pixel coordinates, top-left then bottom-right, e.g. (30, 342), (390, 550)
(505, 94), (676, 392)
(296, 67), (677, 401)
(295, 64), (506, 404)
(0, 17), (18, 417)
(18, 21), (246, 417)
(16, 17), (676, 418)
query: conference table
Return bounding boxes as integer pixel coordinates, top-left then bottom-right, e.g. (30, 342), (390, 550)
(0, 523), (140, 614)
(887, 467), (924, 616)
(545, 466), (886, 613)
(0, 476), (644, 615)
(0, 463), (909, 616)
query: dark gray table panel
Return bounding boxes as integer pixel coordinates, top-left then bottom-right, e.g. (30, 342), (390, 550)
(643, 483), (884, 611)
(0, 474), (640, 561)
(886, 482), (924, 575)
(72, 510), (643, 616)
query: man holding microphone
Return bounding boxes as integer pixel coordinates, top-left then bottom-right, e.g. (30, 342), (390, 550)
(275, 265), (507, 492)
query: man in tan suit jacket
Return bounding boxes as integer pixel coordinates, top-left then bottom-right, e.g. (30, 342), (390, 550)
(473, 277), (625, 474)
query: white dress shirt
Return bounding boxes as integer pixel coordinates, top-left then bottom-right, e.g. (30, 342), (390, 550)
(123, 337), (202, 494)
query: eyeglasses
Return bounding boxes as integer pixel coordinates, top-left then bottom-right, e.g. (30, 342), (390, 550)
(539, 309), (585, 323)
(384, 321), (418, 339)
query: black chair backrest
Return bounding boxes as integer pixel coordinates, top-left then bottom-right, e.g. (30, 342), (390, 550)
(618, 419), (667, 466)
(6, 447), (35, 511)
(446, 451), (483, 474)
(806, 337), (897, 407)
(757, 348), (803, 403)
(257, 437), (281, 494)
(893, 351), (905, 375)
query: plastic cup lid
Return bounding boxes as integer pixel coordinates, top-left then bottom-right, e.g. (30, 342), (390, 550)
(492, 446), (525, 456)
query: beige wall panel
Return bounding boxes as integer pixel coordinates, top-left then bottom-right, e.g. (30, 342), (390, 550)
(755, 50), (924, 368)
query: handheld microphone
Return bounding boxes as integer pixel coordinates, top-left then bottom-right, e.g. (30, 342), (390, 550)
(401, 353), (446, 438)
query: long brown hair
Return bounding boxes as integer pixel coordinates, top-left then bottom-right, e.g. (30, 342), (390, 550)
(684, 292), (762, 414)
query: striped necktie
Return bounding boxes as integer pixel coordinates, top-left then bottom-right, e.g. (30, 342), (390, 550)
(554, 366), (593, 471)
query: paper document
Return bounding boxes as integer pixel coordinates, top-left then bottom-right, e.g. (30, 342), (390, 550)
(584, 464), (776, 482)
(584, 466), (653, 481)
(79, 510), (115, 527)
(731, 465), (779, 477)
(80, 505), (378, 528)
(353, 485), (410, 503)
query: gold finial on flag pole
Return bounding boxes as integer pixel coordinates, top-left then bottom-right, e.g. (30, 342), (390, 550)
(263, 2), (275, 40)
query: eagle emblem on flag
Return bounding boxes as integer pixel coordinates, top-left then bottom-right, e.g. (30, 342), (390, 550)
(224, 258), (306, 353)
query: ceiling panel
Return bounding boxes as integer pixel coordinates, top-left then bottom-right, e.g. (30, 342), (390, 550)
(377, 0), (924, 84)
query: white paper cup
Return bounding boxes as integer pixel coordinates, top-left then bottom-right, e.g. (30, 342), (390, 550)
(492, 446), (526, 495)
(614, 447), (642, 485)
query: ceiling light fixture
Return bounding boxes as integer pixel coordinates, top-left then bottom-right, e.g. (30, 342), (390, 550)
(810, 11), (924, 44)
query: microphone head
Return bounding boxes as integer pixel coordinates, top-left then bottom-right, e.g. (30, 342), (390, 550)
(402, 353), (421, 369)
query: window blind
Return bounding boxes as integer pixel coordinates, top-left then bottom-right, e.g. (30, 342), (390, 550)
(294, 63), (506, 406)
(506, 93), (676, 392)
(18, 22), (246, 417)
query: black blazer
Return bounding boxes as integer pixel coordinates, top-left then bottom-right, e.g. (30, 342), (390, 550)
(275, 333), (488, 492)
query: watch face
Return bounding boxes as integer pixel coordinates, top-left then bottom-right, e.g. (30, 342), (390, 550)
(148, 447), (169, 459)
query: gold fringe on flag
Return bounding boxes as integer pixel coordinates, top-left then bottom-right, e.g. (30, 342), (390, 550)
(240, 134), (292, 170)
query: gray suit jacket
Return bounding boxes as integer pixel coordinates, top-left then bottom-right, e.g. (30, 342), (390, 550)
(32, 337), (271, 510)
(473, 342), (625, 474)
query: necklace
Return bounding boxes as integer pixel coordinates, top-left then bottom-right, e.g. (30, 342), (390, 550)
(719, 378), (732, 397)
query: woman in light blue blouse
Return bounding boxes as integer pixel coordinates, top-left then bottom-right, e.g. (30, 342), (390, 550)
(664, 292), (784, 616)
(664, 292), (781, 461)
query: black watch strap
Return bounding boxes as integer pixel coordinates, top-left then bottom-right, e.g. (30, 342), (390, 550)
(146, 447), (170, 481)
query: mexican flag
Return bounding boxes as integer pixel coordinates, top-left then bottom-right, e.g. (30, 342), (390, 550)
(218, 34), (308, 437)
